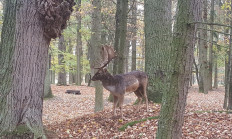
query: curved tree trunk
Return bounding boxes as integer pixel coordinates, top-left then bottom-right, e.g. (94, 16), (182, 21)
(0, 0), (74, 138)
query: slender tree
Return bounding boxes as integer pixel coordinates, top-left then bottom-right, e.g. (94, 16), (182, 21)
(131, 0), (137, 71)
(209, 0), (215, 90)
(57, 34), (67, 85)
(198, 0), (209, 94)
(76, 0), (83, 85)
(90, 0), (103, 112)
(156, 0), (200, 137)
(0, 0), (74, 138)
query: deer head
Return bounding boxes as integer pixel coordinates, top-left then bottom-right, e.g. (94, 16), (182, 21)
(91, 45), (117, 81)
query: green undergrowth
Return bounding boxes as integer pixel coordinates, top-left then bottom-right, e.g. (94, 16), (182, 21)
(118, 116), (159, 131)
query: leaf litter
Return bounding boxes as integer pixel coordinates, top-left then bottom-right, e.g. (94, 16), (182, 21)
(43, 85), (232, 138)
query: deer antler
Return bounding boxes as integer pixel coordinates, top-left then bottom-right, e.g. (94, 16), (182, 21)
(95, 45), (117, 69)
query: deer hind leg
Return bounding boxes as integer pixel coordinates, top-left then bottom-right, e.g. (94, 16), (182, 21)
(143, 85), (149, 112)
(113, 95), (119, 116)
(118, 95), (124, 118)
(134, 90), (143, 112)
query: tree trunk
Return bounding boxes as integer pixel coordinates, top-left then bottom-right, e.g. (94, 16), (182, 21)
(76, 0), (82, 86)
(193, 58), (200, 86)
(0, 0), (74, 138)
(90, 0), (103, 112)
(44, 57), (53, 98)
(131, 0), (137, 71)
(213, 52), (218, 89)
(226, 5), (232, 110)
(144, 0), (172, 103)
(68, 37), (74, 85)
(156, 0), (199, 138)
(117, 0), (128, 74)
(224, 58), (229, 109)
(198, 0), (209, 94)
(208, 0), (214, 90)
(57, 35), (67, 85)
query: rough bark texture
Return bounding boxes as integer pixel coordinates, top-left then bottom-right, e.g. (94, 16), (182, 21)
(90, 0), (103, 112)
(131, 0), (137, 71)
(208, 0), (214, 90)
(226, 6), (232, 110)
(76, 0), (82, 86)
(199, 0), (209, 94)
(213, 53), (218, 88)
(0, 0), (74, 138)
(44, 58), (53, 98)
(144, 0), (172, 103)
(57, 35), (67, 85)
(156, 0), (200, 138)
(113, 0), (128, 74)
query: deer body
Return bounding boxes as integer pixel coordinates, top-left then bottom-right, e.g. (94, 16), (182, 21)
(91, 45), (148, 117)
(92, 69), (148, 117)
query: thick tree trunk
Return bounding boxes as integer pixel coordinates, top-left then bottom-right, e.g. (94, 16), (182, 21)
(90, 0), (103, 112)
(76, 0), (82, 86)
(0, 1), (48, 138)
(57, 35), (67, 85)
(0, 0), (74, 138)
(156, 0), (199, 138)
(144, 0), (172, 103)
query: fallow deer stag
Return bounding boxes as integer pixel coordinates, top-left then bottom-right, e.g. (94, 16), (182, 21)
(91, 45), (148, 117)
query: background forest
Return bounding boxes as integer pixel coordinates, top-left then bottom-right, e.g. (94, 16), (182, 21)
(0, 0), (232, 138)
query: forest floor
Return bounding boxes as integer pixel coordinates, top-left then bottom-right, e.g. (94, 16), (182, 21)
(43, 85), (232, 139)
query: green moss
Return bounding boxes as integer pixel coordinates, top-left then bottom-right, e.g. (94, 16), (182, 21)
(1, 124), (32, 136)
(118, 116), (159, 131)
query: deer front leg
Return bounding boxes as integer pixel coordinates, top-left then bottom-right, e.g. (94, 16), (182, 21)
(113, 95), (118, 116)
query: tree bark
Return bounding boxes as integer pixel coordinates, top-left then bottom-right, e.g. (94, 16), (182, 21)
(57, 35), (67, 86)
(156, 0), (200, 138)
(113, 0), (128, 74)
(198, 0), (209, 94)
(0, 0), (74, 138)
(144, 0), (172, 103)
(213, 52), (218, 89)
(90, 0), (104, 112)
(76, 0), (82, 86)
(131, 0), (137, 71)
(208, 0), (215, 90)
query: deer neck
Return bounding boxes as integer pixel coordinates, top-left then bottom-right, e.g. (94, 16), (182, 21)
(101, 74), (119, 93)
